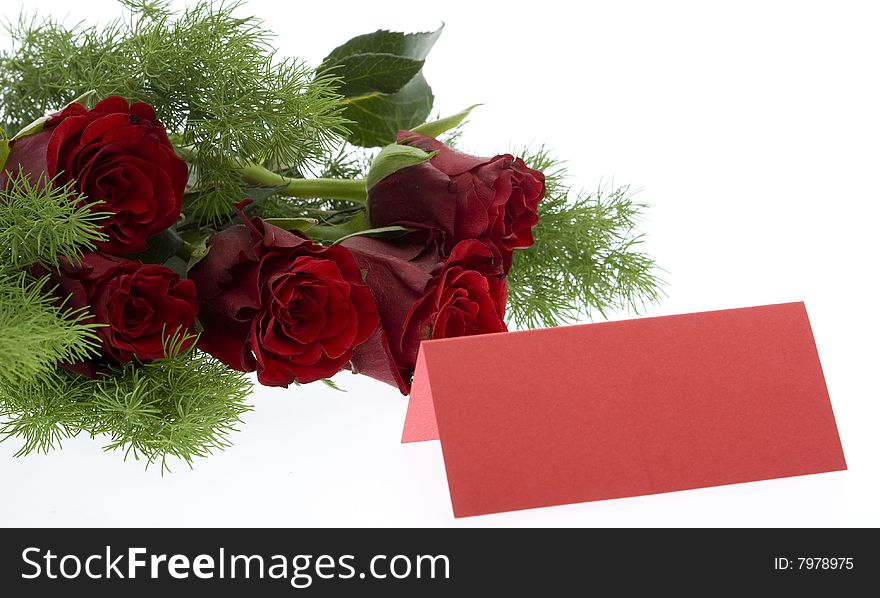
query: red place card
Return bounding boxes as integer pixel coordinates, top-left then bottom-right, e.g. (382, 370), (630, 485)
(402, 302), (846, 518)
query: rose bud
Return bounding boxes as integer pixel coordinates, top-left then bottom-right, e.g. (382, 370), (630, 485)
(188, 203), (380, 387)
(48, 252), (198, 377)
(1, 96), (187, 255)
(342, 237), (507, 394)
(366, 131), (545, 271)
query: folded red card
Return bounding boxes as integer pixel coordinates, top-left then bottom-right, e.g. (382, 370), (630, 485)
(402, 302), (846, 518)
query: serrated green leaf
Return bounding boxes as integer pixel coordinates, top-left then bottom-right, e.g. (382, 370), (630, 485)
(321, 27), (443, 66)
(411, 104), (482, 139)
(320, 28), (442, 147)
(366, 144), (436, 190)
(327, 53), (425, 97)
(342, 72), (435, 147)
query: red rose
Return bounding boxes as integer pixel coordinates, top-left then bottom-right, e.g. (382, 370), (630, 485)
(189, 205), (380, 387)
(342, 237), (507, 394)
(50, 252), (198, 376)
(1, 96), (187, 255)
(367, 131), (545, 271)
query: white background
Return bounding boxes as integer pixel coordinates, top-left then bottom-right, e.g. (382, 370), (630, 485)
(1, 0), (878, 527)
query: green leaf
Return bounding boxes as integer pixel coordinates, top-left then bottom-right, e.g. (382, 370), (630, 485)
(366, 144), (436, 190)
(321, 27), (443, 67)
(262, 217), (319, 232)
(134, 228), (183, 265)
(162, 255), (189, 278)
(320, 27), (442, 147)
(342, 72), (435, 147)
(326, 53), (425, 97)
(411, 104), (482, 139)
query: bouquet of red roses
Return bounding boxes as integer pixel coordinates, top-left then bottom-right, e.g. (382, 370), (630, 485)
(0, 1), (660, 469)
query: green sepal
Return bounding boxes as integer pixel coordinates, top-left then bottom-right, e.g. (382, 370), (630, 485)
(186, 237), (210, 271)
(0, 127), (10, 174)
(308, 210), (415, 245)
(366, 143), (436, 190)
(262, 217), (319, 232)
(331, 225), (414, 245)
(411, 104), (481, 139)
(12, 90), (97, 140)
(178, 228), (212, 271)
(321, 378), (346, 392)
(306, 211), (368, 243)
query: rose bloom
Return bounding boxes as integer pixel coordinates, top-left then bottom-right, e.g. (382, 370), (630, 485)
(189, 205), (379, 387)
(341, 237), (507, 394)
(50, 252), (198, 377)
(1, 96), (187, 255)
(367, 131), (545, 271)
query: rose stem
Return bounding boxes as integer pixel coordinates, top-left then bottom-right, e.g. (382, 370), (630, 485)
(174, 146), (368, 203)
(238, 162), (368, 202)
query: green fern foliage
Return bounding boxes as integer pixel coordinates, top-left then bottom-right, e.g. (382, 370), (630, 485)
(0, 0), (348, 223)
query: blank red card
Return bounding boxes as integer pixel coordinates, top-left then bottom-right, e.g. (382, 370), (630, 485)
(402, 302), (846, 518)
